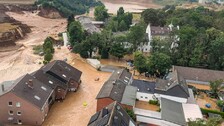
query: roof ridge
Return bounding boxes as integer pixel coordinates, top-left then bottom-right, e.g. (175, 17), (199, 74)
(107, 102), (117, 125)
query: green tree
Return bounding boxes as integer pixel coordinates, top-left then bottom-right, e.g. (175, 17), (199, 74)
(44, 49), (53, 62)
(67, 14), (74, 31)
(106, 19), (118, 32)
(117, 7), (124, 16)
(210, 79), (223, 97)
(43, 37), (54, 54)
(127, 24), (145, 51)
(134, 52), (148, 74)
(110, 42), (126, 60)
(68, 21), (84, 46)
(148, 52), (172, 77)
(141, 9), (159, 25)
(118, 20), (128, 31)
(94, 5), (109, 21)
(188, 117), (223, 126)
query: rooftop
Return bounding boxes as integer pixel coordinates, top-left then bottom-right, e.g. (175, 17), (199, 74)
(11, 74), (54, 109)
(131, 79), (155, 94)
(76, 16), (101, 34)
(174, 66), (224, 84)
(41, 60), (82, 83)
(32, 69), (68, 90)
(155, 70), (189, 98)
(88, 101), (136, 126)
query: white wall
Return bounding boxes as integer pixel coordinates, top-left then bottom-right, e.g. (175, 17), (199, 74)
(137, 115), (181, 126)
(155, 94), (187, 103)
(136, 92), (154, 101)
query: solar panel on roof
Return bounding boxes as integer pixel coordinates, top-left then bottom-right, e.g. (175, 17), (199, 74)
(96, 115), (110, 126)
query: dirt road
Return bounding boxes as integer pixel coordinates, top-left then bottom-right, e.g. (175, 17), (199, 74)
(0, 11), (67, 83)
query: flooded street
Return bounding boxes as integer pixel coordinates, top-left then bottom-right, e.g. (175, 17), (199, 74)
(42, 54), (111, 126)
(100, 0), (161, 14)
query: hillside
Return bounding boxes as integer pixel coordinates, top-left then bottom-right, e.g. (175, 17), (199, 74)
(0, 0), (35, 4)
(36, 0), (102, 17)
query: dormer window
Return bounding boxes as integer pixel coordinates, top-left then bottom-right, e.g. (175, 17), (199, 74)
(49, 81), (53, 84)
(34, 95), (41, 100)
(62, 74), (66, 78)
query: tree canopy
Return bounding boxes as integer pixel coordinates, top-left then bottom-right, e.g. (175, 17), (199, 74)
(94, 5), (109, 21)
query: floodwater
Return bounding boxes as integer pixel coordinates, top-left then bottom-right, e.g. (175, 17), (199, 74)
(0, 11), (67, 83)
(100, 0), (161, 14)
(42, 54), (111, 126)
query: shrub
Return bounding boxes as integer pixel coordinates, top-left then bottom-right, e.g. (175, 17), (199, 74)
(125, 109), (136, 121)
(43, 60), (49, 65)
(217, 100), (224, 108)
(149, 100), (159, 105)
(201, 108), (224, 118)
(44, 51), (53, 62)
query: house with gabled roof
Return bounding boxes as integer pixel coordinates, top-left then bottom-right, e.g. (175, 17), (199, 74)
(0, 74), (54, 125)
(135, 98), (202, 126)
(96, 69), (137, 111)
(41, 60), (82, 92)
(32, 69), (68, 100)
(0, 60), (82, 125)
(173, 66), (224, 85)
(131, 70), (194, 104)
(88, 101), (136, 126)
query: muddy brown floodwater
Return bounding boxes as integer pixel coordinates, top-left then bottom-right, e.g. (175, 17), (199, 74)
(0, 11), (67, 83)
(100, 0), (161, 14)
(42, 54), (111, 126)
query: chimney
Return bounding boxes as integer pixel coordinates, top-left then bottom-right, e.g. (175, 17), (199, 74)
(28, 79), (34, 89)
(1, 84), (4, 92)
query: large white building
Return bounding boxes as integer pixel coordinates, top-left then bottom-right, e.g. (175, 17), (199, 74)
(138, 24), (179, 52)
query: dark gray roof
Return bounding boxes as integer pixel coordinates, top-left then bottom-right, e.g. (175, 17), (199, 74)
(131, 79), (156, 94)
(151, 26), (171, 36)
(32, 69), (68, 90)
(76, 16), (101, 34)
(88, 101), (136, 126)
(161, 98), (186, 125)
(11, 74), (53, 109)
(96, 69), (133, 103)
(155, 71), (189, 98)
(41, 60), (82, 83)
(174, 66), (224, 83)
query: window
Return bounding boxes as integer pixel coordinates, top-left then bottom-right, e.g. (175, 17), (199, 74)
(140, 96), (143, 98)
(145, 97), (148, 99)
(16, 102), (21, 107)
(49, 80), (53, 84)
(41, 86), (47, 91)
(8, 110), (13, 115)
(17, 120), (22, 124)
(58, 88), (61, 92)
(8, 117), (13, 121)
(17, 111), (21, 116)
(34, 95), (41, 100)
(8, 102), (12, 106)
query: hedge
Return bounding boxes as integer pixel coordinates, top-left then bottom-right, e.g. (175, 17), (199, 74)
(149, 100), (159, 105)
(201, 108), (224, 118)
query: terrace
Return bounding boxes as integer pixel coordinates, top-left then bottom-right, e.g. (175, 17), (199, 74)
(135, 101), (160, 112)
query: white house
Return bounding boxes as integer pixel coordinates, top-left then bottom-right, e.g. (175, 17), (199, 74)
(131, 69), (194, 104)
(134, 98), (203, 126)
(138, 24), (179, 52)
